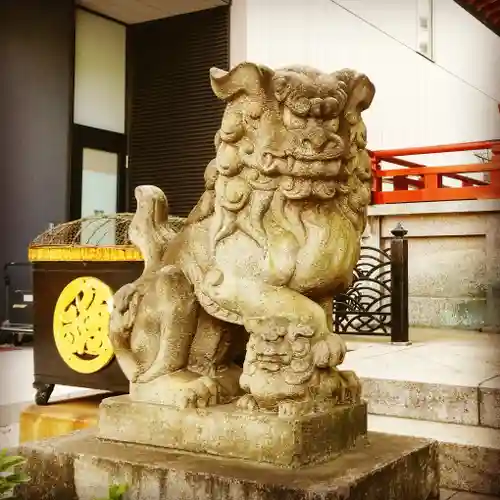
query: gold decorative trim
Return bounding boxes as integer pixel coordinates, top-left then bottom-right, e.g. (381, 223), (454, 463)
(28, 246), (143, 262)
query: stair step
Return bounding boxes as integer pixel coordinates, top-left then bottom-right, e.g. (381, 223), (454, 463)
(479, 377), (500, 429)
(342, 334), (500, 428)
(359, 375), (500, 427)
(368, 414), (500, 496)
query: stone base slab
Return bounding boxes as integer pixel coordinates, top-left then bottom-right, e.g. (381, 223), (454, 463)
(360, 377), (479, 425)
(98, 395), (367, 467)
(16, 429), (439, 500)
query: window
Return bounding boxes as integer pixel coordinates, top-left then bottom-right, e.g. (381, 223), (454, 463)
(417, 0), (434, 60)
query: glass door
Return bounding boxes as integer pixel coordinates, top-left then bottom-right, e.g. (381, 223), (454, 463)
(70, 124), (127, 244)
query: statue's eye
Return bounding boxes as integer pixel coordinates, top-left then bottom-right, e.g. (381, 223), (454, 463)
(283, 107), (307, 129)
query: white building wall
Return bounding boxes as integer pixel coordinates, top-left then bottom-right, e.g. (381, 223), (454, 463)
(333, 0), (419, 49)
(433, 0), (500, 103)
(233, 0), (500, 166)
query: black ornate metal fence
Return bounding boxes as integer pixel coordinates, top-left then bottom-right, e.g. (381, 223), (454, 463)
(334, 223), (409, 343)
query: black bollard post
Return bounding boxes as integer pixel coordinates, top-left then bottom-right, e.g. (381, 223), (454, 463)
(390, 222), (410, 345)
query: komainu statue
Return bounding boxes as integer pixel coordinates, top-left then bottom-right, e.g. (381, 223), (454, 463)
(109, 62), (375, 414)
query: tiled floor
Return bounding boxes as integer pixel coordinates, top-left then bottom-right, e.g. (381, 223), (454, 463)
(342, 328), (500, 387)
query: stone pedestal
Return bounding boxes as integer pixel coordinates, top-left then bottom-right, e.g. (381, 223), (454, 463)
(15, 395), (440, 500)
(16, 428), (439, 500)
(98, 395), (367, 467)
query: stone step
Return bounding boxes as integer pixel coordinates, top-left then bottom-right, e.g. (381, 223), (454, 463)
(368, 414), (500, 497)
(342, 333), (500, 428)
(358, 375), (500, 428)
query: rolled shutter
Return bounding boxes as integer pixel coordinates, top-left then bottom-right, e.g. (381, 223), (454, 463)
(127, 6), (229, 216)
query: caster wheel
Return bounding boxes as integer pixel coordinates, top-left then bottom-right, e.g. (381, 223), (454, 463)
(33, 382), (55, 405)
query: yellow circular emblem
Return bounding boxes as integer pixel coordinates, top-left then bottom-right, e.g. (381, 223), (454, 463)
(53, 276), (115, 374)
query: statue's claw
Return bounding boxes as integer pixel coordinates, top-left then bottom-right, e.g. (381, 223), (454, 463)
(312, 331), (347, 368)
(172, 376), (220, 409)
(338, 370), (362, 403)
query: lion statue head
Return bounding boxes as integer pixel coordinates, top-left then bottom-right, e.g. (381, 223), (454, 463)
(187, 62), (375, 254)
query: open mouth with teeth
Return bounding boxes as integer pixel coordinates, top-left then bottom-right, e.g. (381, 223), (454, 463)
(261, 152), (344, 179)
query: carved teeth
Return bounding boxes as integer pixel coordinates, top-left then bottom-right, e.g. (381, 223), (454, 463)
(262, 154), (343, 178)
(259, 344), (279, 356)
(259, 362), (281, 372)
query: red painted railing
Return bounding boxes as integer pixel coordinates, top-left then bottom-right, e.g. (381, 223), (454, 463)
(369, 140), (500, 204)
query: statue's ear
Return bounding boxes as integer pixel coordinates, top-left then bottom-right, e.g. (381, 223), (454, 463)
(210, 62), (274, 101)
(348, 74), (375, 113)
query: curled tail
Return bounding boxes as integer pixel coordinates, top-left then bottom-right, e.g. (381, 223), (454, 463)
(109, 185), (178, 381)
(128, 185), (177, 272)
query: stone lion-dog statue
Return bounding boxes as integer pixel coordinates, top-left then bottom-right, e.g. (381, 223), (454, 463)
(109, 62), (375, 414)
